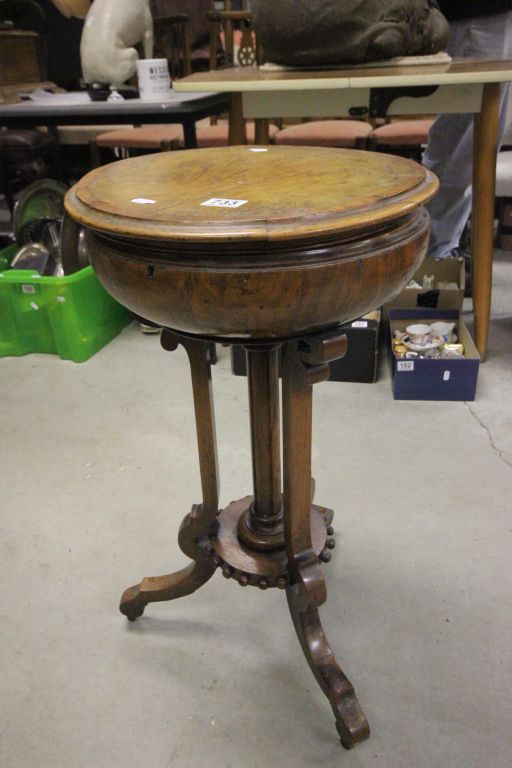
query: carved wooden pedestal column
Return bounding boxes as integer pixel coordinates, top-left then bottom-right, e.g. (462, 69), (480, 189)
(65, 145), (438, 749)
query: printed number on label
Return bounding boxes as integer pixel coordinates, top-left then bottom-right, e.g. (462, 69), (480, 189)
(397, 360), (415, 372)
(201, 198), (248, 208)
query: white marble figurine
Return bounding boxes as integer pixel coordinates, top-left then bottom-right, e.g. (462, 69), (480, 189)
(80, 0), (153, 88)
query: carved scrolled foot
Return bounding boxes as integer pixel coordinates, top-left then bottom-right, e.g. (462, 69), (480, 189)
(119, 560), (216, 621)
(286, 578), (370, 749)
(120, 584), (148, 621)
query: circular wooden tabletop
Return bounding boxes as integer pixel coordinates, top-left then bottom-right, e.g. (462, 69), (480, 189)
(66, 145), (438, 244)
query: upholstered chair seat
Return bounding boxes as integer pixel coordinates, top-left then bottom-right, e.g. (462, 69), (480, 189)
(274, 119), (372, 148)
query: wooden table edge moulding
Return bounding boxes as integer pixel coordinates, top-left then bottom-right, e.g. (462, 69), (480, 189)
(65, 145), (438, 749)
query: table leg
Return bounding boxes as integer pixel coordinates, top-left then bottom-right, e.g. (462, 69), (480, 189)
(237, 345), (283, 551)
(228, 93), (247, 145)
(472, 82), (500, 361)
(182, 118), (198, 149)
(281, 338), (369, 749)
(120, 331), (219, 620)
(254, 118), (270, 144)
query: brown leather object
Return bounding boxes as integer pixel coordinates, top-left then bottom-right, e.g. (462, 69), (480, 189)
(370, 119), (434, 146)
(252, 0), (449, 66)
(275, 120), (372, 148)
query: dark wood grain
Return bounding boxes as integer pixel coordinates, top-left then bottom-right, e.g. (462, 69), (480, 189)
(67, 145), (436, 239)
(237, 345), (284, 551)
(65, 146), (436, 339)
(120, 333), (219, 620)
(282, 338), (369, 748)
(68, 146), (436, 748)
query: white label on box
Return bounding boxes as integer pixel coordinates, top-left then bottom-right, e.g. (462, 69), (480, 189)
(351, 320), (368, 328)
(443, 370), (451, 381)
(201, 198), (248, 208)
(397, 361), (415, 372)
(21, 285), (36, 294)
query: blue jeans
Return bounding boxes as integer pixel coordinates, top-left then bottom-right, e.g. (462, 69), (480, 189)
(422, 11), (512, 258)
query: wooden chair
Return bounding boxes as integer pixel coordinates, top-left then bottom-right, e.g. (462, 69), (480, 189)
(150, 0), (214, 73)
(153, 13), (192, 80)
(207, 9), (258, 69)
(194, 9), (280, 147)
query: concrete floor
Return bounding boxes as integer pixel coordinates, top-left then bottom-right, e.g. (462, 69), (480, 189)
(1, 253), (511, 768)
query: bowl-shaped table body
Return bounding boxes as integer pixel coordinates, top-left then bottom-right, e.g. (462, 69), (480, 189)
(65, 145), (438, 340)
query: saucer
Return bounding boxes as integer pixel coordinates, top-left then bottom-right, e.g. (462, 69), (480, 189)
(403, 334), (444, 352)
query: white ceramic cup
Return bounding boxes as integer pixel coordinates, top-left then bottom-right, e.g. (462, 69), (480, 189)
(431, 321), (456, 338)
(406, 323), (431, 346)
(136, 58), (172, 101)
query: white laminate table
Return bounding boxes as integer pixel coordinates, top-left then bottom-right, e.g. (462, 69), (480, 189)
(0, 88), (231, 149)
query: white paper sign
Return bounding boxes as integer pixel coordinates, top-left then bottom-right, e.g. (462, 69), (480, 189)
(397, 361), (415, 372)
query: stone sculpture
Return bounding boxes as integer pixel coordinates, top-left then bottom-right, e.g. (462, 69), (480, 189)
(80, 0), (153, 87)
(252, 0), (449, 66)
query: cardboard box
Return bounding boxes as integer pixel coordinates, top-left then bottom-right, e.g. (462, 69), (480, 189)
(389, 309), (479, 401)
(231, 310), (381, 384)
(382, 256), (465, 318)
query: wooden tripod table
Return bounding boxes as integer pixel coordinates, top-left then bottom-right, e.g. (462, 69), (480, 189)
(66, 146), (438, 749)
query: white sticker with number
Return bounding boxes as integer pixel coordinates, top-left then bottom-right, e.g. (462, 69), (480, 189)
(201, 198), (248, 208)
(397, 360), (415, 372)
(352, 320), (368, 328)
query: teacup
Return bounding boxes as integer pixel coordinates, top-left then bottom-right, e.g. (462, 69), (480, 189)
(406, 323), (431, 346)
(431, 321), (456, 339)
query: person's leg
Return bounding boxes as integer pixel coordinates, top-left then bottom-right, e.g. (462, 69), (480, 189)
(423, 11), (512, 258)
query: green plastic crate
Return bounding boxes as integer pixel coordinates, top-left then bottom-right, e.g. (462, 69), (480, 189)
(0, 243), (17, 272)
(0, 264), (131, 362)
